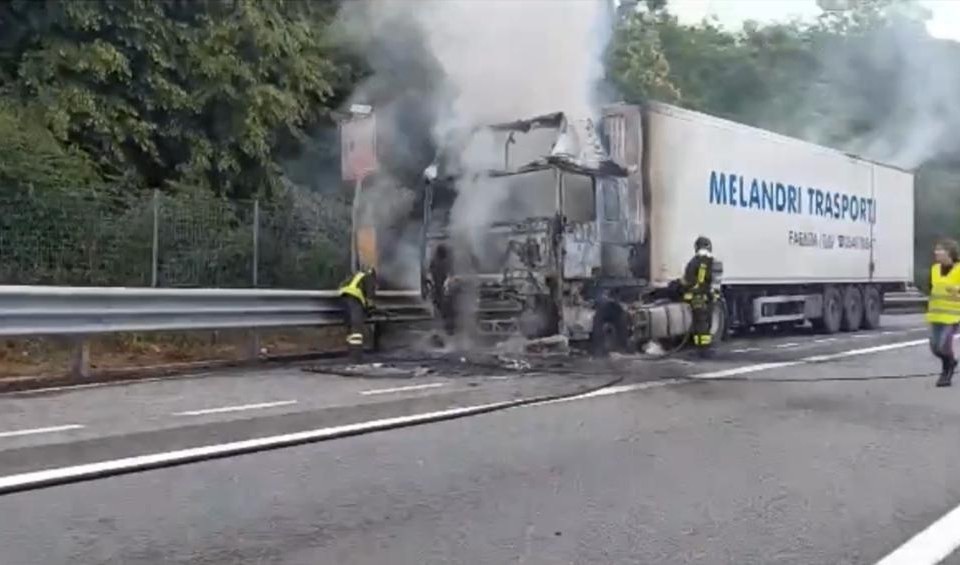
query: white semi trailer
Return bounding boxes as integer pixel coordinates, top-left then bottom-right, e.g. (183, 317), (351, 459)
(417, 101), (915, 350)
(632, 102), (914, 334)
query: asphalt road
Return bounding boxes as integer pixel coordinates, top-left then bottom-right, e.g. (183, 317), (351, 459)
(0, 315), (958, 564)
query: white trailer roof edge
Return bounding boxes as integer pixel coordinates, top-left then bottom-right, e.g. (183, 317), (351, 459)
(642, 101), (915, 176)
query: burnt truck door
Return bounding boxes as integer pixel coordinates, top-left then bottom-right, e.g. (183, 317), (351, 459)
(597, 176), (634, 278)
(601, 105), (647, 281)
(560, 172), (601, 279)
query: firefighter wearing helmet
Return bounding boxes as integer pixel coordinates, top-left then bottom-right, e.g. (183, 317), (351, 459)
(680, 236), (717, 356)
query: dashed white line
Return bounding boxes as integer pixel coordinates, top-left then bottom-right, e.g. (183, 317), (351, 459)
(173, 400), (297, 417)
(0, 424), (84, 439)
(814, 338), (838, 343)
(852, 334), (872, 339)
(360, 383), (446, 396)
(0, 400), (524, 494)
(874, 503), (960, 565)
(731, 347), (760, 353)
(0, 332), (934, 494)
(776, 342), (800, 349)
(2, 372), (215, 396)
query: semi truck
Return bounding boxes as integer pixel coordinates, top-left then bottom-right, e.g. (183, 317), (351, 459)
(340, 101), (915, 351)
(414, 102), (914, 351)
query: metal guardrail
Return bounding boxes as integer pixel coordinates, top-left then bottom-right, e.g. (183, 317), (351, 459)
(0, 285), (926, 338)
(0, 286), (429, 338)
(0, 285), (923, 380)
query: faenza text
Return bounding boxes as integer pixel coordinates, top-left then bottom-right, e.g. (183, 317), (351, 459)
(788, 230), (874, 250)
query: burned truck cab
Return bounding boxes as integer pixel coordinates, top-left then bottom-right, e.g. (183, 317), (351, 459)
(420, 107), (654, 345)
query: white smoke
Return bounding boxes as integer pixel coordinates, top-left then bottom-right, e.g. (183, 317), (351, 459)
(341, 0), (614, 281)
(753, 8), (960, 171)
(344, 0), (611, 147)
(411, 0), (610, 138)
(846, 22), (960, 169)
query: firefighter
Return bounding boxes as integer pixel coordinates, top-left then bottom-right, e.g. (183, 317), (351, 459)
(338, 268), (377, 362)
(428, 244), (457, 336)
(680, 236), (717, 357)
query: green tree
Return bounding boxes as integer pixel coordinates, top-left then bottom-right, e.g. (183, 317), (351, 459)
(0, 0), (352, 198)
(606, 10), (679, 103)
(0, 98), (100, 191)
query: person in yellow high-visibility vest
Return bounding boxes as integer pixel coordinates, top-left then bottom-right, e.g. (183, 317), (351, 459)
(928, 239), (960, 387)
(338, 269), (377, 361)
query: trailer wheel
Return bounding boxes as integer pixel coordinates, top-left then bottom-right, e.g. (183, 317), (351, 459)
(862, 286), (882, 330)
(814, 286), (843, 334)
(591, 303), (627, 356)
(841, 285), (864, 332)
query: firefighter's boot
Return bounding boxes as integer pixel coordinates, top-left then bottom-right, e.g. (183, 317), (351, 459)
(347, 332), (364, 363)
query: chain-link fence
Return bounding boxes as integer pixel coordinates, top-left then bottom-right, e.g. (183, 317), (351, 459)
(0, 187), (351, 288)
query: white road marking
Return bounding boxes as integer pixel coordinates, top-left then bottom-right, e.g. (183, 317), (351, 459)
(173, 400), (297, 417)
(532, 381), (682, 406)
(873, 504), (960, 565)
(0, 399), (526, 494)
(2, 373), (215, 397)
(776, 342), (800, 349)
(697, 339), (927, 380)
(731, 347), (760, 353)
(814, 338), (838, 343)
(360, 383), (446, 396)
(853, 334), (872, 339)
(0, 334), (934, 493)
(542, 338), (932, 406)
(0, 425), (84, 439)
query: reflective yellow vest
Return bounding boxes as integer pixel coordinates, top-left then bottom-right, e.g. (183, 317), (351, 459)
(682, 256), (712, 302)
(927, 263), (960, 324)
(339, 272), (369, 308)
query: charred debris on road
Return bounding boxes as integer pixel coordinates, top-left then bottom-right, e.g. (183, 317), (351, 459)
(303, 334), (643, 380)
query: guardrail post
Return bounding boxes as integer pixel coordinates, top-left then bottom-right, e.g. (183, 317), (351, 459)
(250, 199), (261, 358)
(71, 338), (90, 378)
(252, 199), (260, 287)
(248, 332), (263, 360)
(151, 189), (159, 288)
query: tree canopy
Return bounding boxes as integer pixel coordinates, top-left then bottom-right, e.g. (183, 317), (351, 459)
(0, 0), (353, 198)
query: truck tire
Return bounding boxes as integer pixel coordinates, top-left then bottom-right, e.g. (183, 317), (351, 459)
(591, 303), (627, 356)
(841, 285), (864, 332)
(814, 286), (843, 334)
(862, 286), (882, 330)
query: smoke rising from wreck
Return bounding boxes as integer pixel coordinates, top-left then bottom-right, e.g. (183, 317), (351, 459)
(754, 8), (960, 171)
(340, 0), (613, 287)
(845, 19), (960, 170)
(408, 0), (611, 140)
